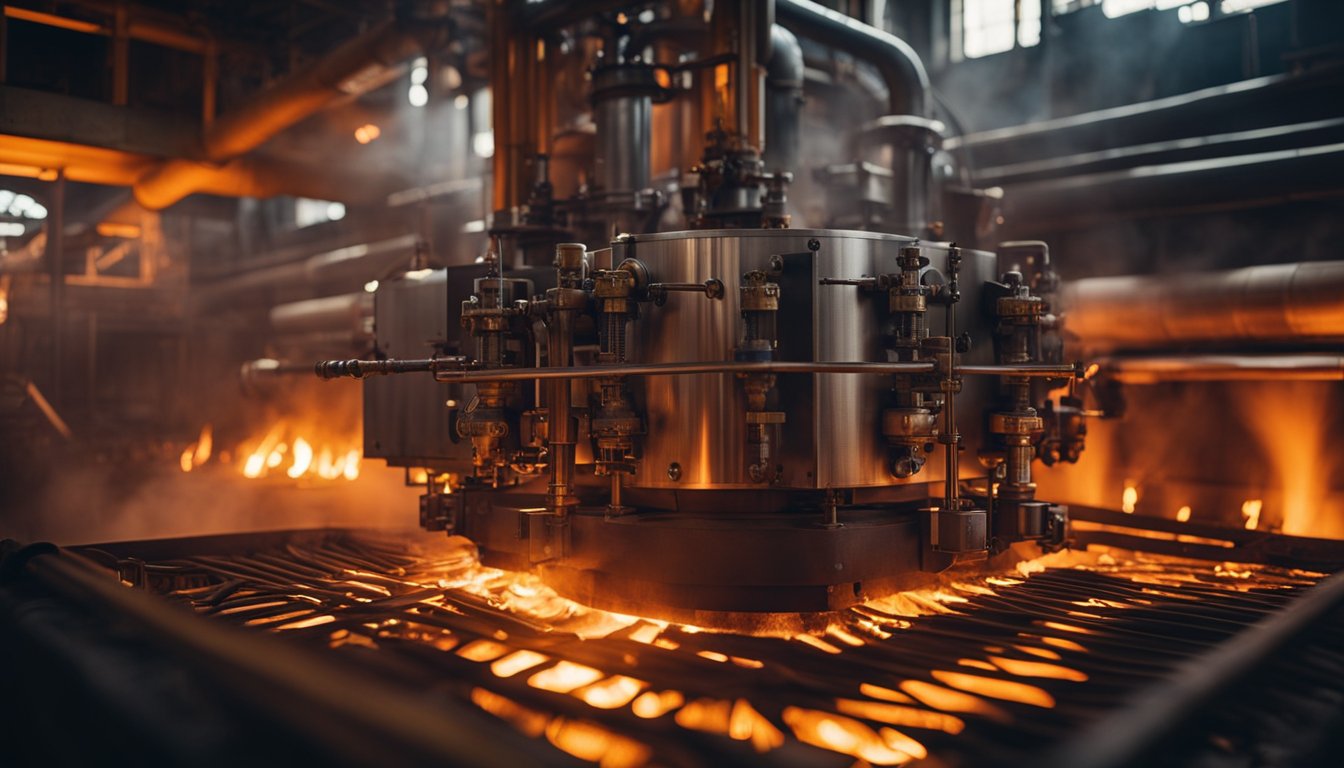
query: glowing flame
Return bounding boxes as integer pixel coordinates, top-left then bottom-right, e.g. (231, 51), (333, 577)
(179, 424), (214, 472)
(287, 437), (313, 478)
(1176, 505), (1192, 523)
(1121, 483), (1138, 514)
(238, 421), (361, 482)
(1242, 499), (1263, 530)
(1238, 382), (1341, 538)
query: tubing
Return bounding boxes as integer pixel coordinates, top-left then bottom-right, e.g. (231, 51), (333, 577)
(1064, 260), (1344, 351)
(1098, 353), (1344, 383)
(776, 0), (929, 116)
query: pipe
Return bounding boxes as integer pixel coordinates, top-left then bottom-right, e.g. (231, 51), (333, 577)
(763, 24), (804, 173)
(1098, 354), (1344, 384)
(134, 18), (443, 210)
(775, 0), (929, 116)
(194, 234), (419, 308)
(546, 307), (578, 513)
(269, 292), (374, 339)
(315, 357), (1077, 382)
(1064, 260), (1344, 351)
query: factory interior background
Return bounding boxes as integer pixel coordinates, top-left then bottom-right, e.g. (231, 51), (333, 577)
(1, 1), (1343, 766)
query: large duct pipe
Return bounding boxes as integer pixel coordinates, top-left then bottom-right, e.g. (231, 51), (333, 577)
(1064, 260), (1344, 351)
(134, 17), (445, 210)
(270, 292), (374, 340)
(775, 0), (929, 116)
(194, 234), (419, 309)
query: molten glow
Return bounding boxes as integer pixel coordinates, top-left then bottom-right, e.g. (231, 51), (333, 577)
(859, 683), (915, 704)
(674, 698), (733, 733)
(471, 687), (547, 736)
(835, 699), (966, 734)
(1121, 483), (1138, 514)
(1040, 636), (1088, 652)
(631, 690), (683, 719)
(931, 670), (1056, 707)
(898, 680), (1010, 721)
(1041, 620), (1096, 635)
(457, 639), (510, 662)
(545, 718), (650, 767)
(527, 661), (604, 693)
(794, 634), (843, 654)
(287, 437), (313, 478)
(490, 650), (549, 678)
(728, 699), (786, 752)
(1242, 499), (1263, 530)
(783, 707), (922, 765)
(179, 424), (214, 472)
(1176, 505), (1192, 522)
(238, 421), (361, 482)
(576, 676), (644, 709)
(1239, 383), (1341, 538)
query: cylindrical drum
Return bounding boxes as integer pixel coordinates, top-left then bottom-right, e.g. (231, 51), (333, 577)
(612, 228), (995, 490)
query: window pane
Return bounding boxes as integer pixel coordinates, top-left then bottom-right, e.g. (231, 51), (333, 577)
(964, 0), (1016, 59)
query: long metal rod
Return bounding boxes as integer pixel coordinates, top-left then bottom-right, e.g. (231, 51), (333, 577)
(1098, 353), (1344, 383)
(317, 357), (1076, 382)
(1043, 569), (1344, 768)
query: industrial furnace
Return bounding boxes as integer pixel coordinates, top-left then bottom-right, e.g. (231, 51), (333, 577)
(2, 1), (1343, 767)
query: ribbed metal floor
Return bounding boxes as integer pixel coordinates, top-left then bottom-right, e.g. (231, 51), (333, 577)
(105, 532), (1341, 768)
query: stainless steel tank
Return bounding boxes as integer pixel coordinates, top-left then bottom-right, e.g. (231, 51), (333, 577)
(611, 228), (996, 490)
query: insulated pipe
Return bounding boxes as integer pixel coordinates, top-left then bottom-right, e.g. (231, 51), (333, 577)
(775, 0), (930, 116)
(1097, 354), (1344, 383)
(134, 18), (443, 209)
(763, 24), (804, 173)
(1063, 260), (1344, 351)
(269, 293), (374, 338)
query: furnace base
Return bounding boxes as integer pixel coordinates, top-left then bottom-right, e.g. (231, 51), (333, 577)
(443, 491), (966, 617)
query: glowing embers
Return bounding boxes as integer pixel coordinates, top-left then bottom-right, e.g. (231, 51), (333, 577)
(675, 699), (785, 753)
(470, 689), (652, 767)
(528, 661), (605, 694)
(783, 707), (926, 765)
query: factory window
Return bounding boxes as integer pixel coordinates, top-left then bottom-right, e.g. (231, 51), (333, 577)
(953, 0), (1042, 60)
(1084, 0), (1282, 17)
(0, 190), (49, 221)
(294, 198), (346, 228)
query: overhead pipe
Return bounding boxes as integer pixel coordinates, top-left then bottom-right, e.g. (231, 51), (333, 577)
(133, 16), (449, 210)
(1064, 260), (1344, 351)
(775, 0), (929, 116)
(763, 24), (804, 173)
(1098, 354), (1344, 384)
(194, 233), (419, 309)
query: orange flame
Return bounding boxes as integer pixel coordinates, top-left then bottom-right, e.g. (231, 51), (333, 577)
(179, 424), (214, 472)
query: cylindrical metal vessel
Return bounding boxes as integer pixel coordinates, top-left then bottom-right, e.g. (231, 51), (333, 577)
(1064, 260), (1344, 351)
(613, 228), (995, 490)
